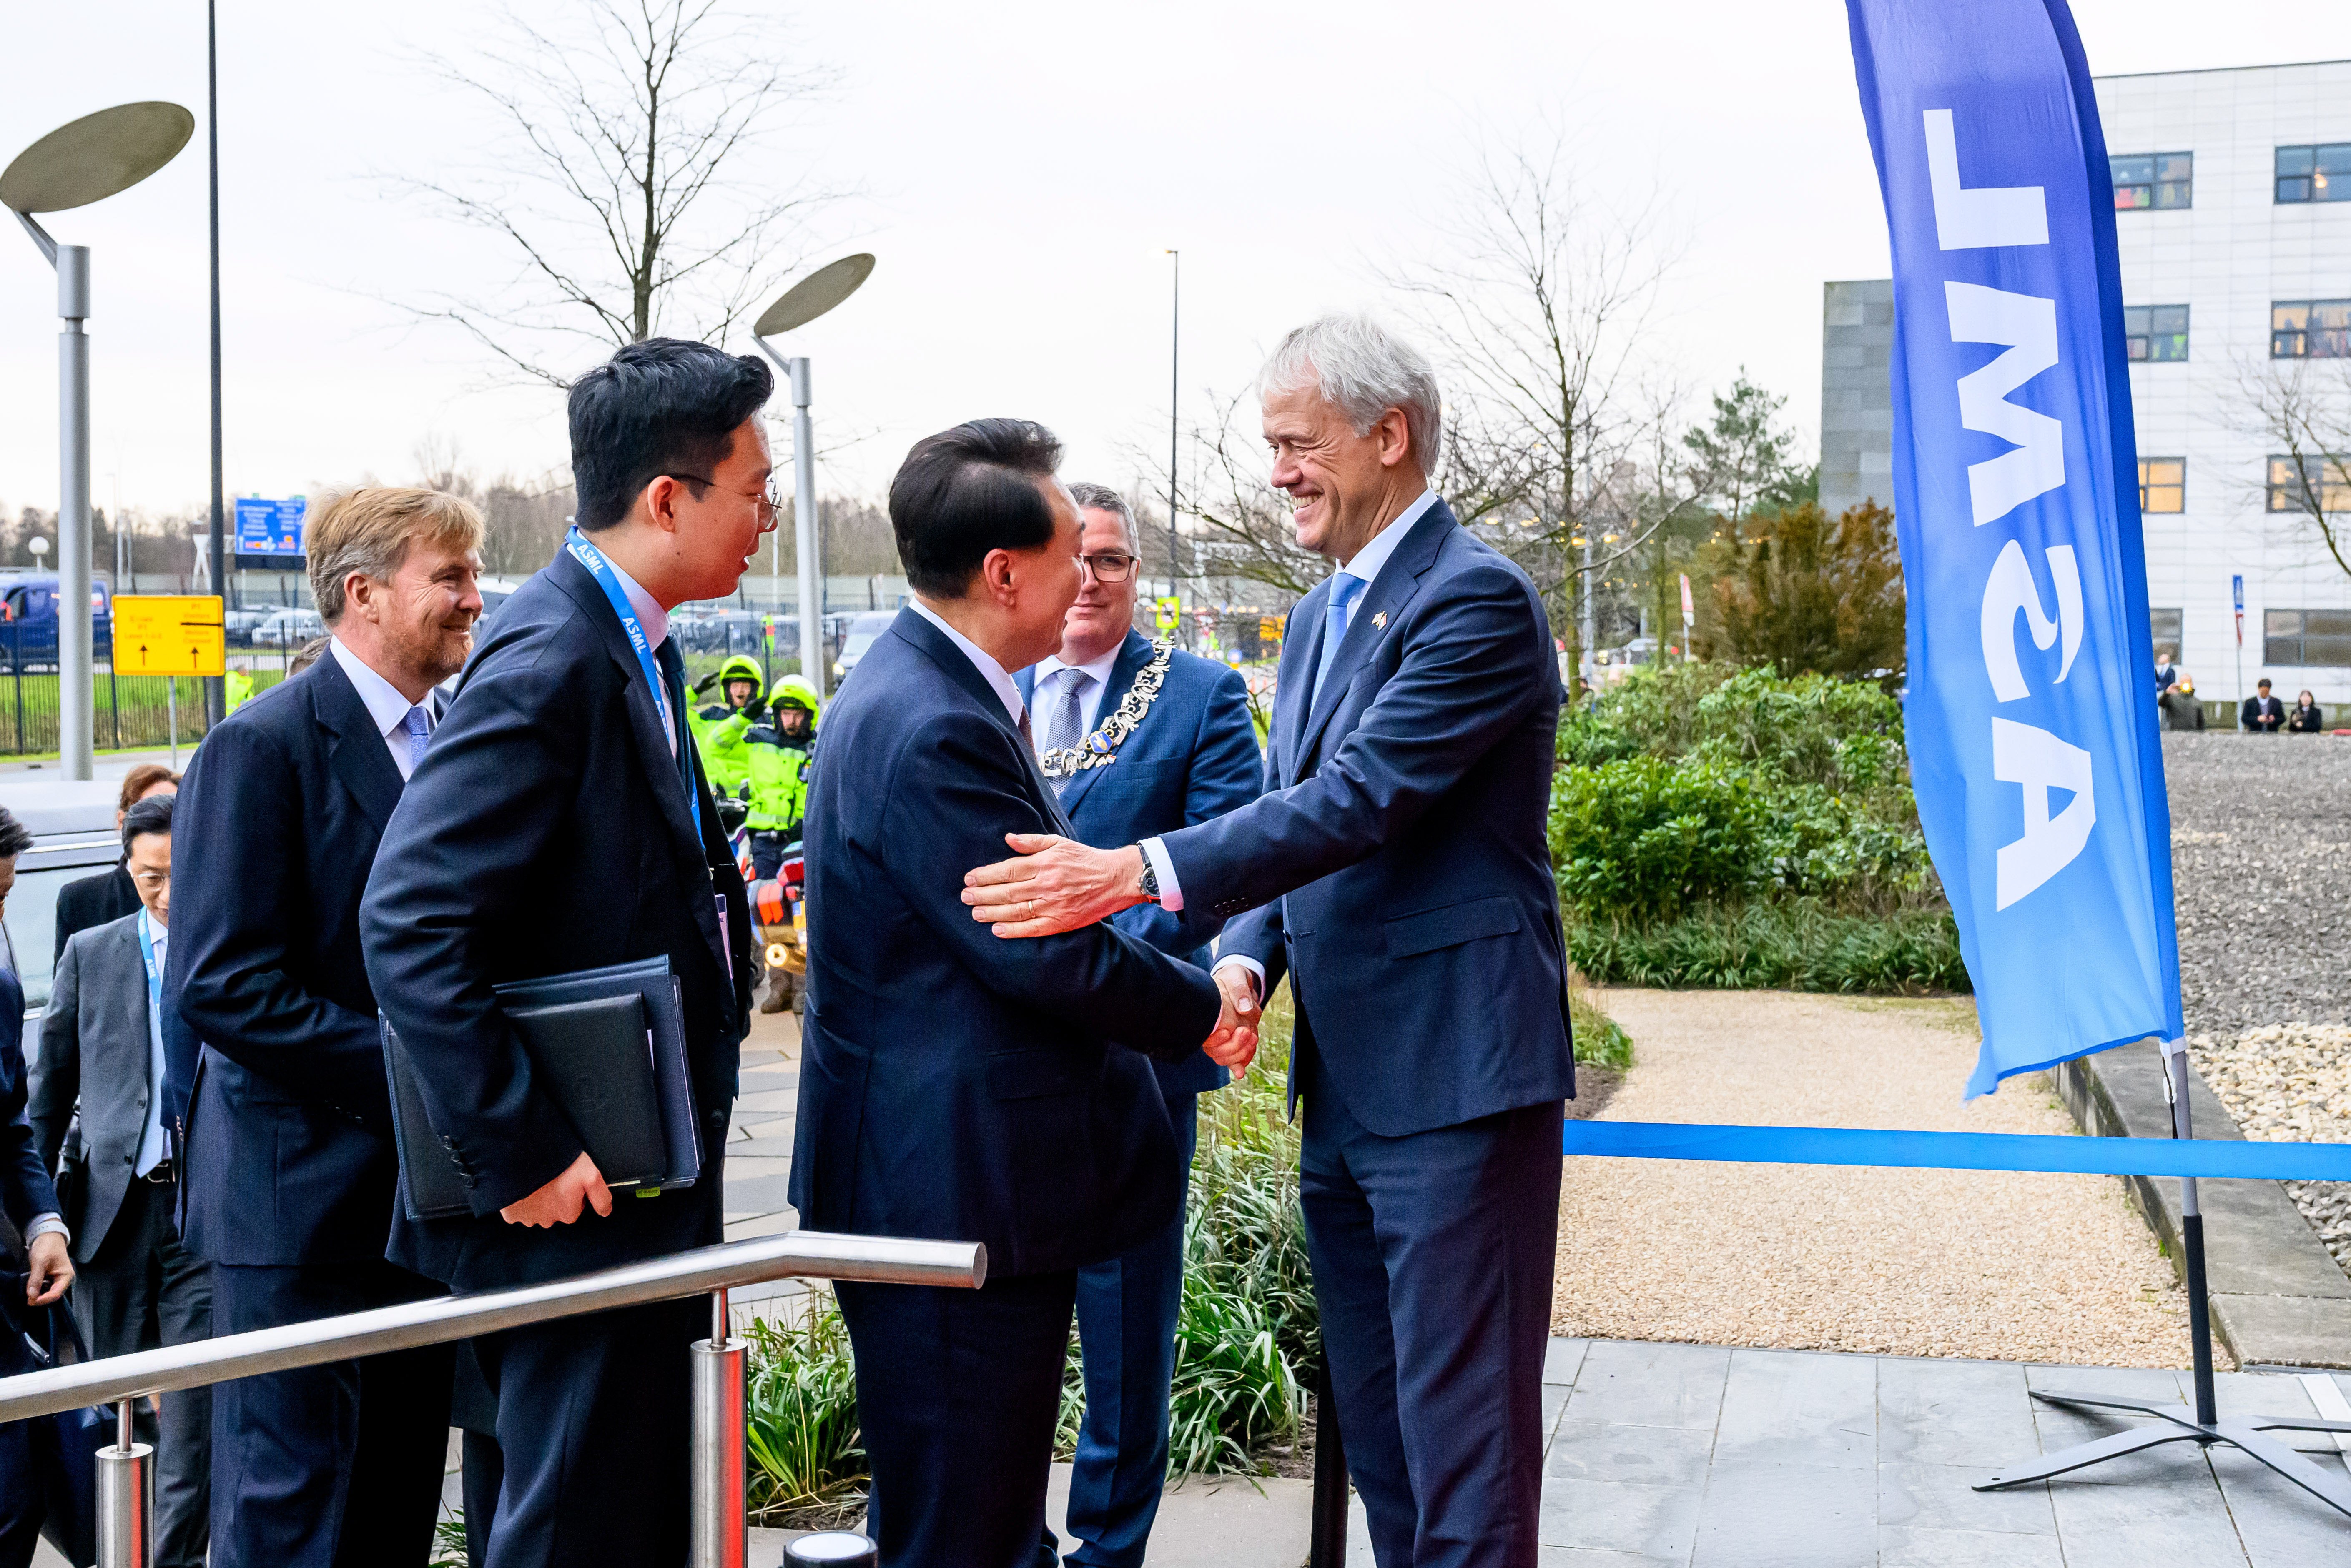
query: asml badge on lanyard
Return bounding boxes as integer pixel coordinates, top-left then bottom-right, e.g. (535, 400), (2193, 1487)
(565, 525), (702, 843)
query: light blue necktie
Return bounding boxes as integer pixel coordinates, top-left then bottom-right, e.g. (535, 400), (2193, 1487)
(1313, 575), (1368, 706)
(1036, 668), (1090, 796)
(401, 703), (433, 777)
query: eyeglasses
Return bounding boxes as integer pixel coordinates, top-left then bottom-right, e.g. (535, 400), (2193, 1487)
(1079, 551), (1137, 584)
(670, 473), (785, 520)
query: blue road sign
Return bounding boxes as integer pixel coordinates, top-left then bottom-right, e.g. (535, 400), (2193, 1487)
(2231, 573), (2243, 610)
(235, 496), (306, 557)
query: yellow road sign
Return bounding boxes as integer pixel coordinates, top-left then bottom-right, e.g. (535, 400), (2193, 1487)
(114, 595), (225, 677)
(1259, 615), (1283, 647)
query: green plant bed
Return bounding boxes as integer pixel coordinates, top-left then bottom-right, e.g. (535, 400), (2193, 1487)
(1568, 900), (1969, 994)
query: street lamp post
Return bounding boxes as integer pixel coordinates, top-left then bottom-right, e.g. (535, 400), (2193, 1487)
(2, 102), (193, 779)
(750, 253), (874, 700)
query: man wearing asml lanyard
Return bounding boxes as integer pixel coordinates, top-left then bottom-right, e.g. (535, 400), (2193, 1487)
(363, 337), (765, 1567)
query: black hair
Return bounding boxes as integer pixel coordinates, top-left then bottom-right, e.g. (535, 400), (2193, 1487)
(122, 791), (174, 855)
(568, 338), (775, 531)
(888, 419), (1065, 597)
(0, 806), (30, 860)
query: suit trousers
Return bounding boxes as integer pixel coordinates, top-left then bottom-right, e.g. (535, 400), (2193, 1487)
(208, 1257), (452, 1568)
(1297, 1033), (1562, 1568)
(1063, 1097), (1197, 1568)
(835, 1269), (1077, 1568)
(75, 1175), (213, 1568)
(471, 1295), (704, 1568)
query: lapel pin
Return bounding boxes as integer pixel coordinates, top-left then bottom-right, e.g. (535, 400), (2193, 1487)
(1371, 610), (1388, 630)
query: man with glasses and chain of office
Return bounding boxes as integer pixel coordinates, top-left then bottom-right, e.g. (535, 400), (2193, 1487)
(1013, 482), (1262, 1568)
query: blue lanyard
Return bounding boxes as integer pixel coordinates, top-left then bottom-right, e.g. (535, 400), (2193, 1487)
(565, 526), (702, 841)
(136, 909), (163, 1007)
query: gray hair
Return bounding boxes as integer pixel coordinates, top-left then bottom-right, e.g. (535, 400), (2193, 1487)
(1255, 312), (1444, 478)
(1066, 481), (1139, 549)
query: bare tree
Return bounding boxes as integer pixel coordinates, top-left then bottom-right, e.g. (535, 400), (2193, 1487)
(1379, 130), (1696, 689)
(386, 0), (846, 386)
(2233, 356), (2351, 580)
(412, 437), (577, 577)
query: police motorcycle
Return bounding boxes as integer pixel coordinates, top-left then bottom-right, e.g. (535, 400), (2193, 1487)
(720, 792), (805, 1017)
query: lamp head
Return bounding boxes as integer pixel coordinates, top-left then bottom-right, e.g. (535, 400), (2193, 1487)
(754, 253), (875, 339)
(2, 102), (193, 215)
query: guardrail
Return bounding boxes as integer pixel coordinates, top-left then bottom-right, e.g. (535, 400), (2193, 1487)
(0, 1228), (984, 1568)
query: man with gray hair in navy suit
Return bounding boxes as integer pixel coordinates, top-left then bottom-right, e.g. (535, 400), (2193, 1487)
(1015, 482), (1262, 1567)
(965, 313), (1575, 1568)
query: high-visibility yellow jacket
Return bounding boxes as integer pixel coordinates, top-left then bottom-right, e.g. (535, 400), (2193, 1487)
(743, 675), (820, 834)
(688, 654), (765, 796)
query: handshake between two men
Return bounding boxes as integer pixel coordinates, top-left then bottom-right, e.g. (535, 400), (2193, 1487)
(963, 830), (1263, 1076)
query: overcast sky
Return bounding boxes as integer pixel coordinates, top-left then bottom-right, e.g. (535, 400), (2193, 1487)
(1, 1), (2346, 526)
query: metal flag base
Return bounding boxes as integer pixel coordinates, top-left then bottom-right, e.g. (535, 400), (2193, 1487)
(1980, 1384), (2351, 1515)
(1975, 1043), (2351, 1524)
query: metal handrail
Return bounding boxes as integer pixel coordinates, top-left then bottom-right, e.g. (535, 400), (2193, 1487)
(0, 1229), (984, 1423)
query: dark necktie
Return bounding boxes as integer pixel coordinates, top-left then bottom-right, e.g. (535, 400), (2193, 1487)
(653, 638), (698, 805)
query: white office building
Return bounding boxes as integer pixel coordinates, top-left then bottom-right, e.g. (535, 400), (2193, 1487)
(1822, 58), (2351, 706)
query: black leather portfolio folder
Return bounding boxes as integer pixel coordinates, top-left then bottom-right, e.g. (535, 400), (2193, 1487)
(381, 956), (704, 1221)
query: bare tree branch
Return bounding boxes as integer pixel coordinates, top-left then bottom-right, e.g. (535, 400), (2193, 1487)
(2232, 352), (2351, 582)
(379, 0), (853, 387)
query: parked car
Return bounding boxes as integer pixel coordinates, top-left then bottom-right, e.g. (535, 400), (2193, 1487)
(0, 573), (113, 669)
(223, 607), (272, 646)
(0, 779), (121, 1017)
(253, 608), (326, 647)
(833, 611), (897, 680)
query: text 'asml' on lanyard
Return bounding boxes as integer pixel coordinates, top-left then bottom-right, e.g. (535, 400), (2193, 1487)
(564, 525), (702, 842)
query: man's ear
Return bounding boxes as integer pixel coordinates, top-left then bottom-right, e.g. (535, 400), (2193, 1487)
(644, 476), (687, 535)
(1376, 407), (1414, 470)
(980, 547), (1020, 606)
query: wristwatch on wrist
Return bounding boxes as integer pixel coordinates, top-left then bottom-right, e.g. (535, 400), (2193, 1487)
(1136, 848), (1161, 904)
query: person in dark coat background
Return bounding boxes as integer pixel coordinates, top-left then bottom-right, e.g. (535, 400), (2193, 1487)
(2288, 689), (2326, 732)
(0, 804), (74, 1568)
(51, 763), (177, 967)
(2242, 678), (2286, 732)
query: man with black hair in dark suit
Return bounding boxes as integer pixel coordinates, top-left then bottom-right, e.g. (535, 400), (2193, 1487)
(791, 420), (1256, 1568)
(361, 337), (768, 1568)
(169, 485), (486, 1568)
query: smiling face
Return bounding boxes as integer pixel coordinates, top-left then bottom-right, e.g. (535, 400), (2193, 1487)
(672, 418), (778, 601)
(1261, 381), (1420, 564)
(1059, 506), (1139, 666)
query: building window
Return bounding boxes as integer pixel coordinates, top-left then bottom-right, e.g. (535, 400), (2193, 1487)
(2276, 143), (2351, 203)
(2271, 300), (2351, 358)
(2263, 609), (2351, 667)
(2267, 454), (2351, 513)
(2111, 152), (2193, 210)
(2124, 305), (2190, 361)
(2151, 608), (2182, 663)
(2138, 458), (2185, 513)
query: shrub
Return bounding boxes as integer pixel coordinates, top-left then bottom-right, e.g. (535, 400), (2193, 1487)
(1551, 756), (1776, 923)
(743, 1301), (865, 1520)
(1568, 899), (1967, 994)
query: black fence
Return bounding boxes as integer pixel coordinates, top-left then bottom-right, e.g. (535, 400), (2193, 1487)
(0, 625), (292, 757)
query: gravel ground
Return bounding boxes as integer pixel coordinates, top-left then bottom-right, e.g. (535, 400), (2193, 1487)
(2185, 1023), (2351, 1274)
(2164, 732), (2351, 1036)
(1555, 988), (2196, 1368)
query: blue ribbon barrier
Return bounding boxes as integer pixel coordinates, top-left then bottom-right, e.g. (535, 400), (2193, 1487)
(1561, 1120), (2351, 1182)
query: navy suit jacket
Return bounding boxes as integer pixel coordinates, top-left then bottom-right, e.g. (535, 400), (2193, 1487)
(168, 653), (417, 1266)
(360, 549), (753, 1291)
(788, 609), (1222, 1278)
(1015, 631), (1262, 1098)
(0, 969), (60, 1237)
(1161, 499), (1576, 1137)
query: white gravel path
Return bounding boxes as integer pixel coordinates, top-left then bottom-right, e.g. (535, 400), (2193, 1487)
(2186, 1023), (2351, 1276)
(1555, 989), (2197, 1368)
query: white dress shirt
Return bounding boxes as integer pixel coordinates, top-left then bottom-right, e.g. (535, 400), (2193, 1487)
(135, 909), (171, 1176)
(328, 637), (438, 780)
(599, 554), (678, 754)
(1030, 640), (1125, 743)
(911, 599), (1029, 731)
(1143, 488), (1439, 943)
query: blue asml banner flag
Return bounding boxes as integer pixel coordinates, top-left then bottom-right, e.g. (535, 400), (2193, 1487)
(1844, 0), (2180, 1096)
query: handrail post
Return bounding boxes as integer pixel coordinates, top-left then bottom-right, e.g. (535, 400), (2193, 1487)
(690, 1286), (746, 1568)
(98, 1397), (153, 1568)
